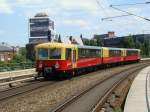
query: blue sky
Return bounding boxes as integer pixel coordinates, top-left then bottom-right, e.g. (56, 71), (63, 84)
(0, 0), (150, 46)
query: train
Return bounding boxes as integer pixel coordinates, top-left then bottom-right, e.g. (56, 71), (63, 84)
(35, 42), (141, 79)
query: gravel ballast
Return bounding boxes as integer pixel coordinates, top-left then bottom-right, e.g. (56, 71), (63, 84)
(0, 64), (142, 112)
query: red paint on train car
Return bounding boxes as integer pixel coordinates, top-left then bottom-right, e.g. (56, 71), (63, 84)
(77, 57), (102, 68)
(36, 60), (72, 71)
(103, 56), (124, 64)
(124, 56), (140, 61)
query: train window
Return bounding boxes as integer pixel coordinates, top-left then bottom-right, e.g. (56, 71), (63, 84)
(49, 48), (61, 59)
(66, 48), (71, 60)
(78, 48), (85, 58)
(38, 48), (48, 59)
(78, 48), (100, 58)
(109, 50), (121, 56)
(127, 50), (138, 56)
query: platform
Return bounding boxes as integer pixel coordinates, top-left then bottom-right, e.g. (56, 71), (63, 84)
(0, 69), (36, 80)
(124, 66), (150, 112)
(141, 58), (150, 61)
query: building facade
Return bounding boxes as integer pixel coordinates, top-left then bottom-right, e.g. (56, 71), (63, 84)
(0, 42), (16, 62)
(29, 12), (55, 43)
(94, 32), (150, 48)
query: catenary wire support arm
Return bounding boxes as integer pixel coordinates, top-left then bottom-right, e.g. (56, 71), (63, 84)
(101, 14), (131, 21)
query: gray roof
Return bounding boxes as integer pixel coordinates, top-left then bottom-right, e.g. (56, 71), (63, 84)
(35, 12), (49, 17)
(0, 43), (14, 52)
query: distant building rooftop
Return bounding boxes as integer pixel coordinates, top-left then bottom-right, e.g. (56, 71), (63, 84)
(0, 42), (15, 52)
(94, 31), (116, 40)
(34, 12), (49, 17)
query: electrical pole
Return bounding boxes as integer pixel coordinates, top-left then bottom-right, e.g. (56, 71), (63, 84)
(47, 30), (51, 42)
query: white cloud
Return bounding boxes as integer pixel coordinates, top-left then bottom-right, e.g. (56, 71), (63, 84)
(58, 0), (98, 14)
(0, 0), (13, 14)
(16, 0), (43, 5)
(63, 19), (90, 29)
(24, 8), (59, 18)
(59, 0), (99, 11)
(0, 0), (150, 38)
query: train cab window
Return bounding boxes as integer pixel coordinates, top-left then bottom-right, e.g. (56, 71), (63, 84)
(66, 48), (71, 60)
(38, 48), (48, 59)
(49, 48), (61, 59)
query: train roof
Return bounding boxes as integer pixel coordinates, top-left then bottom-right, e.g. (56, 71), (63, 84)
(35, 42), (140, 51)
(35, 42), (75, 48)
(102, 47), (124, 50)
(35, 42), (102, 49)
(77, 45), (101, 49)
(103, 47), (140, 51)
(125, 48), (140, 51)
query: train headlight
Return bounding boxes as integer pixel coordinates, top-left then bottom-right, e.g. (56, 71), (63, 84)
(39, 63), (43, 68)
(55, 62), (59, 69)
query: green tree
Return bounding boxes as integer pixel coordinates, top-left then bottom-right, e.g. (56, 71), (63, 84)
(90, 39), (97, 46)
(122, 36), (135, 48)
(10, 47), (28, 63)
(135, 40), (141, 49)
(96, 38), (102, 46)
(143, 39), (150, 56)
(58, 34), (62, 43)
(83, 38), (90, 45)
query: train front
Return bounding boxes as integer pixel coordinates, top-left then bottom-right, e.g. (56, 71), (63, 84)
(35, 43), (70, 79)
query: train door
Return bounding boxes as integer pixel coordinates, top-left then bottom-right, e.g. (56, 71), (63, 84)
(72, 49), (77, 68)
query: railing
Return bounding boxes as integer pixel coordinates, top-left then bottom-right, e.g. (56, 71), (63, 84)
(0, 63), (35, 72)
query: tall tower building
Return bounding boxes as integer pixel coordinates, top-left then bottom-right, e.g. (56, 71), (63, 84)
(29, 12), (55, 43)
(26, 12), (55, 61)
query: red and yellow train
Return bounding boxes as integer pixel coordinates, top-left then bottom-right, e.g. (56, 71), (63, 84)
(35, 42), (141, 79)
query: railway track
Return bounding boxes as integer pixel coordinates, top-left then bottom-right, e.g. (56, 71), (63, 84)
(50, 63), (149, 112)
(0, 64), (128, 102)
(0, 80), (55, 101)
(0, 62), (149, 109)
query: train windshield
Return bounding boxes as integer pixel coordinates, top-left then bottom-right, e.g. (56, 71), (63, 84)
(38, 48), (48, 59)
(49, 48), (61, 59)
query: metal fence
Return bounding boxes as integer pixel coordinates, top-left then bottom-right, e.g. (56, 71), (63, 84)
(0, 63), (35, 72)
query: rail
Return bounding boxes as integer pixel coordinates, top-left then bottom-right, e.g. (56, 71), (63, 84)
(51, 63), (149, 112)
(91, 65), (147, 112)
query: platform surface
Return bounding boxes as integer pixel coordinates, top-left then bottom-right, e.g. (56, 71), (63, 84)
(0, 69), (36, 80)
(124, 66), (150, 112)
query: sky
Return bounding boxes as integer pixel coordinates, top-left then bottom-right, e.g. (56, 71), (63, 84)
(0, 0), (150, 46)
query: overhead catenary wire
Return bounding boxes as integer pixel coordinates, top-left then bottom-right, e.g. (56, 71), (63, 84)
(111, 2), (150, 6)
(101, 14), (131, 21)
(110, 5), (150, 21)
(96, 0), (130, 33)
